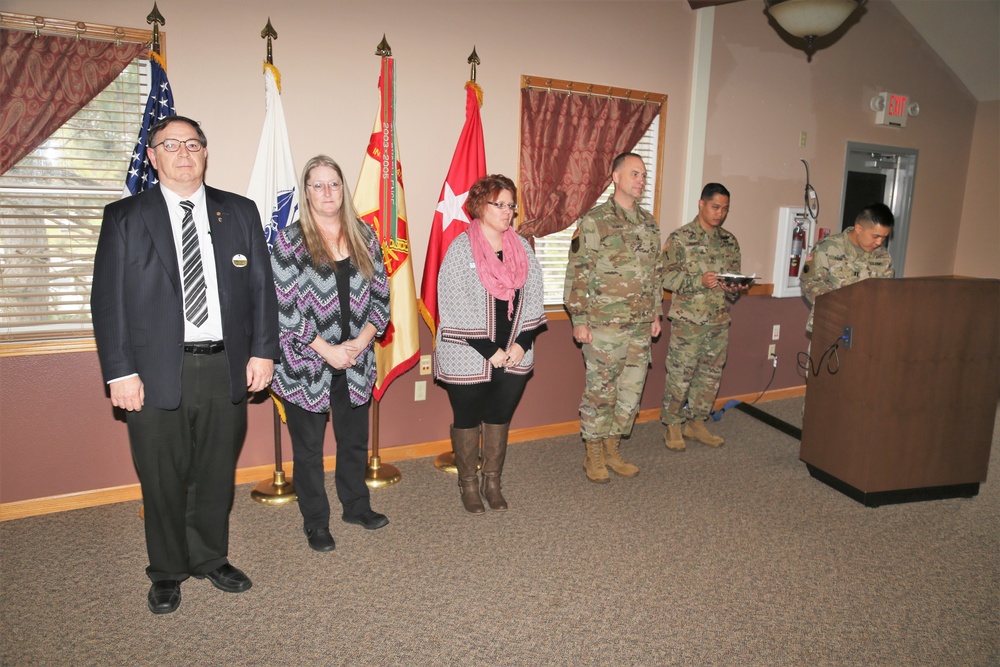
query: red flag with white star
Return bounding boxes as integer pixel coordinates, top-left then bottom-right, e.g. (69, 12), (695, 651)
(418, 81), (487, 337)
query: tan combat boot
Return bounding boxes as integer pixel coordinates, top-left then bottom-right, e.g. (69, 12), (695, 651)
(583, 439), (609, 483)
(603, 436), (639, 477)
(684, 419), (725, 447)
(664, 424), (686, 451)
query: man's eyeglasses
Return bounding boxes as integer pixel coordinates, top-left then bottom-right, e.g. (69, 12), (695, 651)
(307, 181), (342, 192)
(151, 139), (204, 153)
(487, 201), (517, 212)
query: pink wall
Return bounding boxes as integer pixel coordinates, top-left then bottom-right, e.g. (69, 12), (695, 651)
(1, 294), (810, 503)
(955, 100), (1000, 279)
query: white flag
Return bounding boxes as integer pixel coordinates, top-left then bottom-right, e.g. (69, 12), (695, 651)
(247, 63), (298, 252)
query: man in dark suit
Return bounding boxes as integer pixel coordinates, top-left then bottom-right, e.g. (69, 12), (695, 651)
(91, 116), (278, 615)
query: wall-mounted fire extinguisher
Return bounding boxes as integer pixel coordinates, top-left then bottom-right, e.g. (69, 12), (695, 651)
(788, 218), (806, 277)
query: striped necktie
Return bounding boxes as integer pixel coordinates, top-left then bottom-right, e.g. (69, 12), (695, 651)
(179, 200), (209, 327)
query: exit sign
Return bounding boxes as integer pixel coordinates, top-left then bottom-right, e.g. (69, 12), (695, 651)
(873, 91), (910, 127)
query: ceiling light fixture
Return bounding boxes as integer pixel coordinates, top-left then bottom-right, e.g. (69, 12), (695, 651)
(765, 0), (861, 55)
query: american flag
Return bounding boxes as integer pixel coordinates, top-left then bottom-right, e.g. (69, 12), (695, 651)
(123, 53), (175, 197)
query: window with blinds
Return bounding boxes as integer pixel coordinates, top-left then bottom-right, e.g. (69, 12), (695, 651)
(531, 111), (663, 306)
(0, 57), (149, 342)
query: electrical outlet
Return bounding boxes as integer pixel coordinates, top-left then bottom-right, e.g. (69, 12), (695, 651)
(799, 131), (807, 147)
(414, 381), (426, 401)
(842, 326), (853, 349)
(772, 324), (780, 340)
(767, 344), (777, 360)
(419, 354), (432, 375)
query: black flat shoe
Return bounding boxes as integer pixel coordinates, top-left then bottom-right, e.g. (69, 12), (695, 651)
(193, 563), (252, 593)
(342, 510), (389, 530)
(147, 580), (181, 614)
(305, 527), (336, 552)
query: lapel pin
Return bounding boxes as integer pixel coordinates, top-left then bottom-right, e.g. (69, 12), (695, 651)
(232, 254), (248, 268)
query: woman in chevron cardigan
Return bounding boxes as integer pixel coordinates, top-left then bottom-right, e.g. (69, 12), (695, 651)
(434, 174), (546, 514)
(271, 155), (390, 552)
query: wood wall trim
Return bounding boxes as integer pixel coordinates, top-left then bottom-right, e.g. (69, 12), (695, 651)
(0, 385), (805, 522)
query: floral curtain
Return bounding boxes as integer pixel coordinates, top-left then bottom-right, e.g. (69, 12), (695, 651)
(0, 29), (143, 175)
(518, 88), (660, 239)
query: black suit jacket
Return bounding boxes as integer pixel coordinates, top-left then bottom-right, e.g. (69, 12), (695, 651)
(92, 185), (279, 410)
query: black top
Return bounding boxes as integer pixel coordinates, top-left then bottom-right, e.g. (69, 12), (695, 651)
(466, 250), (539, 364)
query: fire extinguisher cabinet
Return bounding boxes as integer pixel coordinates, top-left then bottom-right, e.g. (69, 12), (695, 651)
(771, 206), (816, 298)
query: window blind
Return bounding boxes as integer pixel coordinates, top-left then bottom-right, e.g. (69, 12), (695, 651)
(0, 57), (149, 341)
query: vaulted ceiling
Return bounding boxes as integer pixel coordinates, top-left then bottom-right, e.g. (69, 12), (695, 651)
(687, 0), (999, 101)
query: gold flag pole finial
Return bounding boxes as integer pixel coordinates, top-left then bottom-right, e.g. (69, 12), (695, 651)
(467, 47), (480, 82)
(375, 34), (392, 57)
(147, 3), (165, 56)
(261, 18), (277, 65)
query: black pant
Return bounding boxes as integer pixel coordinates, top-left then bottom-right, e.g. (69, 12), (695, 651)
(284, 374), (372, 530)
(126, 351), (246, 582)
(444, 370), (529, 429)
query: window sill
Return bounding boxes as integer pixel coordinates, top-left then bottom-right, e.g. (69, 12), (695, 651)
(0, 338), (97, 358)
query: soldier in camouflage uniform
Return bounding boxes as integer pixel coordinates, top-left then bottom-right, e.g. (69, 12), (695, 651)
(661, 183), (745, 451)
(800, 203), (895, 334)
(564, 153), (664, 483)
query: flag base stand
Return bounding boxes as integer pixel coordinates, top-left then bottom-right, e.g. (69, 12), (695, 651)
(434, 451), (482, 474)
(251, 470), (297, 505)
(434, 451), (458, 474)
(365, 455), (401, 488)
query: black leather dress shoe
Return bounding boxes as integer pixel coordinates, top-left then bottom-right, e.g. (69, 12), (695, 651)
(342, 510), (389, 530)
(148, 580), (181, 614)
(193, 563), (252, 593)
(304, 527), (336, 552)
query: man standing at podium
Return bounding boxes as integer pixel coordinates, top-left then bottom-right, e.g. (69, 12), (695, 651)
(800, 203), (895, 334)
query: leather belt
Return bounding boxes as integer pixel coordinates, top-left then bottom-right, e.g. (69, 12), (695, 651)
(183, 340), (225, 355)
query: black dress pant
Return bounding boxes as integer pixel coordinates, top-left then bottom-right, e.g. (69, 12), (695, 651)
(126, 351), (246, 582)
(284, 374), (372, 530)
(444, 370), (529, 429)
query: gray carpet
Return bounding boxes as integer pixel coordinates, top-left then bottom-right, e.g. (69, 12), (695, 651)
(1, 397), (997, 666)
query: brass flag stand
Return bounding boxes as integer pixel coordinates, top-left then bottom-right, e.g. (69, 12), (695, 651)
(366, 401), (401, 488)
(248, 19), (296, 506)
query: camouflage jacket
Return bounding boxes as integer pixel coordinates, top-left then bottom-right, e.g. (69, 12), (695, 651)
(800, 228), (894, 332)
(662, 218), (741, 325)
(563, 198), (663, 327)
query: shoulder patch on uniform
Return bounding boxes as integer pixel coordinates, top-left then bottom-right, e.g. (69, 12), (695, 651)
(570, 226), (581, 253)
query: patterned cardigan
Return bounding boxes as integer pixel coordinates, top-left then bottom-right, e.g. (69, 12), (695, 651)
(434, 233), (546, 384)
(271, 222), (389, 411)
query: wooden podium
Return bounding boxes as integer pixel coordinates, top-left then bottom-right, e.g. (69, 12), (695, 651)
(800, 278), (1000, 506)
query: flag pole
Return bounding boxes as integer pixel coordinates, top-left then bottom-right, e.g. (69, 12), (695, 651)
(364, 36), (404, 489)
(249, 17), (296, 505)
(138, 2), (170, 522)
(434, 48), (483, 475)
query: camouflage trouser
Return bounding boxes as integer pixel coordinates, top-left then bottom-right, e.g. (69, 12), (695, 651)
(580, 323), (652, 441)
(661, 320), (729, 424)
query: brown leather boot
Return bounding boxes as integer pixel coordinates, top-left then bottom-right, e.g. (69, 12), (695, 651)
(480, 422), (509, 511)
(583, 438), (610, 483)
(664, 424), (686, 451)
(451, 425), (484, 514)
(684, 419), (724, 447)
(603, 436), (639, 477)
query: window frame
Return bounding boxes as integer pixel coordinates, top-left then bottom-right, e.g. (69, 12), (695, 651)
(0, 12), (156, 357)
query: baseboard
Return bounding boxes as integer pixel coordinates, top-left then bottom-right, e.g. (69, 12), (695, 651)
(0, 385), (805, 522)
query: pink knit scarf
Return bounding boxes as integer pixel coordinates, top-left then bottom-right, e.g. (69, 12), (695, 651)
(467, 220), (529, 319)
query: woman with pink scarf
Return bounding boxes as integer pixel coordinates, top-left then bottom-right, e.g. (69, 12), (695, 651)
(433, 174), (546, 514)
